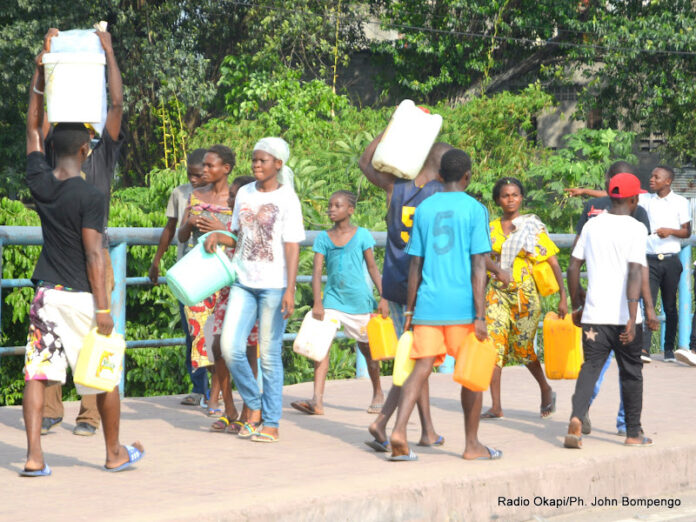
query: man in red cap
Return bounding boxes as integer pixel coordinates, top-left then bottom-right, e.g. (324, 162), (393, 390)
(564, 173), (653, 449)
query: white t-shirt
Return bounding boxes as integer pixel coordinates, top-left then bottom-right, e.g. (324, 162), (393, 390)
(638, 191), (690, 255)
(231, 182), (305, 289)
(166, 183), (194, 260)
(572, 212), (647, 325)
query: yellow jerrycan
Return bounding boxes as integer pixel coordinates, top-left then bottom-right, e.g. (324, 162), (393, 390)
(453, 332), (497, 392)
(367, 315), (398, 361)
(392, 331), (416, 386)
(532, 261), (559, 296)
(543, 311), (583, 379)
(74, 328), (126, 392)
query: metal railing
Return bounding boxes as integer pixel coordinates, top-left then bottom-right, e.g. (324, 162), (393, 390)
(1, 227), (694, 392)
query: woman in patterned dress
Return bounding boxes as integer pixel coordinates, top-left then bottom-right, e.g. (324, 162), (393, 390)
(177, 145), (234, 416)
(481, 177), (567, 420)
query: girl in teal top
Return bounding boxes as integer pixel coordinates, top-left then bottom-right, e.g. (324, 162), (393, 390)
(291, 190), (388, 416)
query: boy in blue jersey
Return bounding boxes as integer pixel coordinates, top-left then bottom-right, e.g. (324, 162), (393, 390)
(388, 149), (502, 461)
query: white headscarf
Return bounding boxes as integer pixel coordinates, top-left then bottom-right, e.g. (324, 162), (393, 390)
(253, 137), (295, 190)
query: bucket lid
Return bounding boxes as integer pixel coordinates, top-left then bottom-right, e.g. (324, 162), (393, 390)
(43, 52), (106, 65)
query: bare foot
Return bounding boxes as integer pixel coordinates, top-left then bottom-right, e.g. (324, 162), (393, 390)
(389, 432), (410, 458)
(368, 420), (387, 444)
(105, 441), (145, 469)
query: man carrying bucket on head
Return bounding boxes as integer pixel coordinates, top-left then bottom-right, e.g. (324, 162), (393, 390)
(359, 133), (451, 452)
(20, 43), (143, 476)
(39, 26), (125, 438)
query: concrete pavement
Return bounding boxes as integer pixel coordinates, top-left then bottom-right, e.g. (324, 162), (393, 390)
(1, 354), (695, 521)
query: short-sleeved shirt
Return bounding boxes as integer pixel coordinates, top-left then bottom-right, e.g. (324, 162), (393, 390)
(406, 192), (491, 325)
(313, 227), (376, 314)
(383, 178), (443, 305)
(166, 183), (195, 259)
(576, 196), (651, 235)
(45, 129), (124, 247)
(572, 212), (647, 325)
(488, 217), (559, 286)
(638, 191), (691, 255)
(231, 182), (305, 289)
(26, 152), (106, 292)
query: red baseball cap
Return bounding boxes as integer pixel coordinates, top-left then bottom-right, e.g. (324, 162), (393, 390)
(608, 172), (647, 198)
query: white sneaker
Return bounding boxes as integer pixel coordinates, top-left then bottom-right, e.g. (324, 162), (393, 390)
(675, 349), (696, 367)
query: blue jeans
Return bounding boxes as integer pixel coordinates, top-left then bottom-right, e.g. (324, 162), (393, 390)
(179, 302), (209, 398)
(220, 284), (286, 428)
(589, 351), (626, 431)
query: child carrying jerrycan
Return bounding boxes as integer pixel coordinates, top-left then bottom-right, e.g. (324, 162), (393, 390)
(291, 190), (389, 416)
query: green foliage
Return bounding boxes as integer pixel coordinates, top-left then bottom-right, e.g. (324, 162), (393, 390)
(565, 1), (696, 162)
(125, 347), (188, 397)
(525, 128), (637, 231)
(367, 0), (590, 99)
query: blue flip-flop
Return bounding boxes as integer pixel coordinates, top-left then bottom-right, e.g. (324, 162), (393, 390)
(474, 446), (503, 460)
(364, 439), (390, 452)
(20, 463), (51, 477)
(388, 449), (418, 462)
(104, 445), (145, 472)
(417, 435), (445, 447)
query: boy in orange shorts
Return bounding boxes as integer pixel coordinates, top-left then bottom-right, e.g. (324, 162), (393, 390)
(388, 149), (502, 462)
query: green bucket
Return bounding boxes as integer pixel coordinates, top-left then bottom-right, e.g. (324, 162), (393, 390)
(165, 231), (237, 306)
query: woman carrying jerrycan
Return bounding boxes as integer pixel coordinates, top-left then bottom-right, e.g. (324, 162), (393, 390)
(482, 177), (567, 421)
(204, 137), (305, 443)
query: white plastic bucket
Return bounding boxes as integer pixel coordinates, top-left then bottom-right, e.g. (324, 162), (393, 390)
(43, 52), (106, 124)
(293, 311), (339, 361)
(166, 231), (237, 306)
(371, 99), (443, 180)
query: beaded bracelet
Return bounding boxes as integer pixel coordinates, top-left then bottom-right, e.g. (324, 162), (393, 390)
(95, 309), (111, 314)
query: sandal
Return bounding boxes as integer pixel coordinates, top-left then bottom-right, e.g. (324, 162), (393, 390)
(210, 415), (234, 432)
(250, 431), (279, 443)
(238, 422), (261, 439)
(540, 391), (556, 419)
(226, 420), (245, 435)
(180, 393), (203, 406)
(207, 408), (223, 417)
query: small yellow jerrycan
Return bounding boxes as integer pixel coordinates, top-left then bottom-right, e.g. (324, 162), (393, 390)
(74, 328), (126, 392)
(453, 332), (497, 392)
(532, 261), (559, 297)
(543, 312), (583, 380)
(367, 315), (398, 361)
(392, 331), (416, 386)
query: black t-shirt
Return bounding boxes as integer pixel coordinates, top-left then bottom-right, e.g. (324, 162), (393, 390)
(26, 151), (106, 292)
(576, 196), (651, 234)
(45, 129), (124, 247)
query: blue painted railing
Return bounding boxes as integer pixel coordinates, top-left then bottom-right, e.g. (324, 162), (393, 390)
(1, 227), (693, 390)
